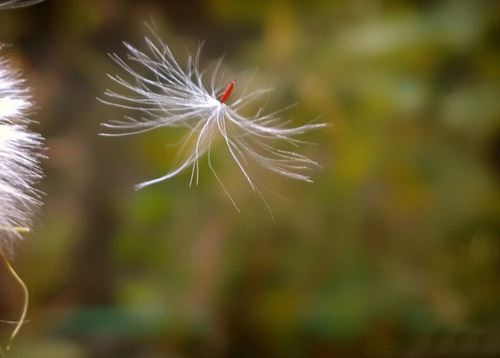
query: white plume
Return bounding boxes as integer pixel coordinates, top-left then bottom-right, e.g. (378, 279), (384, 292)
(0, 56), (43, 257)
(101, 29), (326, 210)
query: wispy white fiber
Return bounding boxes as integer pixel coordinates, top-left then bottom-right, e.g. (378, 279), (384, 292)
(0, 56), (43, 257)
(0, 0), (43, 9)
(101, 29), (326, 209)
(0, 57), (31, 123)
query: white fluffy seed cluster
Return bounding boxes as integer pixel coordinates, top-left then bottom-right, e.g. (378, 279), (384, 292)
(0, 56), (43, 257)
(101, 30), (325, 208)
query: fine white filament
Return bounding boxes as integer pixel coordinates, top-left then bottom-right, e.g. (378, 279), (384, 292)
(0, 0), (43, 9)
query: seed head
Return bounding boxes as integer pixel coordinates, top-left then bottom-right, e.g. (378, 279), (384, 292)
(0, 56), (43, 257)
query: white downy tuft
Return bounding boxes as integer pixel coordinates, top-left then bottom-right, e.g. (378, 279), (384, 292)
(0, 56), (43, 257)
(101, 29), (326, 210)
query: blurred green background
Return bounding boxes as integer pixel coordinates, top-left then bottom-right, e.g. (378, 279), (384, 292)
(1, 0), (499, 356)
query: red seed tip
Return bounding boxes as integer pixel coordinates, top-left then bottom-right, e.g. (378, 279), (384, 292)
(219, 81), (235, 103)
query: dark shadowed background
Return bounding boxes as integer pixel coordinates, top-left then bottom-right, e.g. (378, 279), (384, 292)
(0, 0), (499, 356)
